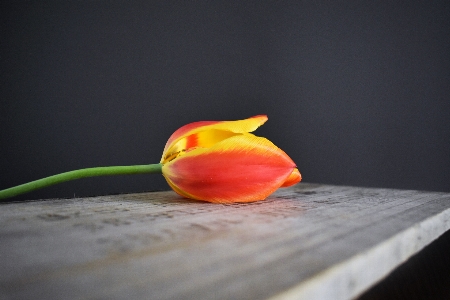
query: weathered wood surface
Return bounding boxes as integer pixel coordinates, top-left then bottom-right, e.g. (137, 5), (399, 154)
(1, 183), (450, 300)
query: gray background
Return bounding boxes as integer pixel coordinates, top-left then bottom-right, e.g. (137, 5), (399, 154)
(1, 1), (449, 201)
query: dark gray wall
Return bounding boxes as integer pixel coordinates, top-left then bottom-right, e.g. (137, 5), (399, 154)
(1, 1), (449, 201)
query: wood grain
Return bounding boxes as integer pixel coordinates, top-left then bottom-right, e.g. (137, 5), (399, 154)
(1, 183), (450, 300)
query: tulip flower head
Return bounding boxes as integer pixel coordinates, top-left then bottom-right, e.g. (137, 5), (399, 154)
(160, 115), (301, 203)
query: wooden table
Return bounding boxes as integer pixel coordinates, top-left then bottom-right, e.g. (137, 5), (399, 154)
(1, 183), (450, 300)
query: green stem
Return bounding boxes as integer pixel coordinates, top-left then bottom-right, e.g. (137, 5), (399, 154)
(0, 164), (163, 200)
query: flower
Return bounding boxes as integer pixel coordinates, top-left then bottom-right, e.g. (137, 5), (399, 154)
(160, 115), (301, 203)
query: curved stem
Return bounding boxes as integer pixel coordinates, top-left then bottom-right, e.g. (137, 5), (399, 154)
(0, 164), (163, 200)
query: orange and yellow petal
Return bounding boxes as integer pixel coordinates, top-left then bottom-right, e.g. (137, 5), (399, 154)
(281, 168), (302, 187)
(161, 129), (240, 164)
(161, 115), (267, 163)
(162, 133), (297, 203)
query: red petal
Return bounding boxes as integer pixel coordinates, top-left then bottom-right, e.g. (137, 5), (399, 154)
(161, 115), (267, 163)
(162, 134), (296, 203)
(163, 120), (220, 155)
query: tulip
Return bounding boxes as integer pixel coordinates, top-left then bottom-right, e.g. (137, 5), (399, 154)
(160, 115), (301, 203)
(0, 115), (301, 203)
